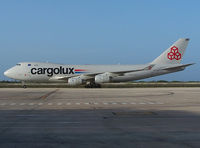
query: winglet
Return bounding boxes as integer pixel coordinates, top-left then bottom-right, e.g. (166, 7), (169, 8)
(162, 63), (195, 71)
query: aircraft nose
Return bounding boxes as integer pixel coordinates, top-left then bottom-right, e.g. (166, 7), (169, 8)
(4, 69), (12, 78)
(4, 70), (9, 76)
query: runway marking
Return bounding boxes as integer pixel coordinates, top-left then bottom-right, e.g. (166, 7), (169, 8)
(40, 89), (59, 99)
(0, 101), (165, 107)
(156, 102), (164, 104)
(16, 115), (38, 117)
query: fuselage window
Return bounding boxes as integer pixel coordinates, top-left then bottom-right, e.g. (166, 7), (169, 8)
(16, 64), (21, 66)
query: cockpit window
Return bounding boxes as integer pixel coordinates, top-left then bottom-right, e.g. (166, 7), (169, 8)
(16, 64), (21, 66)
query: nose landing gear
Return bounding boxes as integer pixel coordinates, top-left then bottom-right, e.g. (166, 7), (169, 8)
(22, 81), (27, 89)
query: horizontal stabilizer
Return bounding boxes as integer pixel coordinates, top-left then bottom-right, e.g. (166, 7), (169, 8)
(162, 63), (195, 71)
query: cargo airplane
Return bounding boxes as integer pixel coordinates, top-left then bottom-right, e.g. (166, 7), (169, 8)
(4, 38), (194, 88)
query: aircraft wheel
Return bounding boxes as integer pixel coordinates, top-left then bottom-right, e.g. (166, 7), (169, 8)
(22, 85), (27, 89)
(85, 83), (101, 88)
(91, 83), (101, 88)
(95, 83), (101, 88)
(85, 84), (91, 88)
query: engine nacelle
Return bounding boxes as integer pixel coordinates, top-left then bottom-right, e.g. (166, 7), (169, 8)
(68, 76), (83, 86)
(95, 72), (114, 83)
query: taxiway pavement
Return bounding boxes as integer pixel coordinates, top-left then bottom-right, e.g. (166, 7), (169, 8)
(0, 88), (200, 148)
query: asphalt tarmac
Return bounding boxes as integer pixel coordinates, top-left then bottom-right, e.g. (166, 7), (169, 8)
(0, 88), (200, 148)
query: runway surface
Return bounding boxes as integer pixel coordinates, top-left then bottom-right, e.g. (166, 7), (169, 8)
(0, 88), (200, 148)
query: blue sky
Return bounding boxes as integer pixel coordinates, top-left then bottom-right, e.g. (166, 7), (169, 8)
(0, 0), (199, 81)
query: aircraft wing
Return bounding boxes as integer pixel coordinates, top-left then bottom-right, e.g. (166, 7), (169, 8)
(105, 64), (155, 76)
(50, 64), (155, 81)
(49, 75), (77, 81)
(162, 63), (195, 71)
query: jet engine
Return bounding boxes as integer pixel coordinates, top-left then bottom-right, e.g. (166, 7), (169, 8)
(95, 72), (115, 83)
(68, 76), (83, 85)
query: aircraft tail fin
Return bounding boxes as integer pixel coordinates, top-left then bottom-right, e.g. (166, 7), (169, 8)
(151, 38), (190, 65)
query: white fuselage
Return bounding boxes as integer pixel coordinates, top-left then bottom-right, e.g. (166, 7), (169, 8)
(4, 62), (181, 83)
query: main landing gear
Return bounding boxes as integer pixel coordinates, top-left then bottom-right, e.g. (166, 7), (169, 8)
(85, 82), (101, 88)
